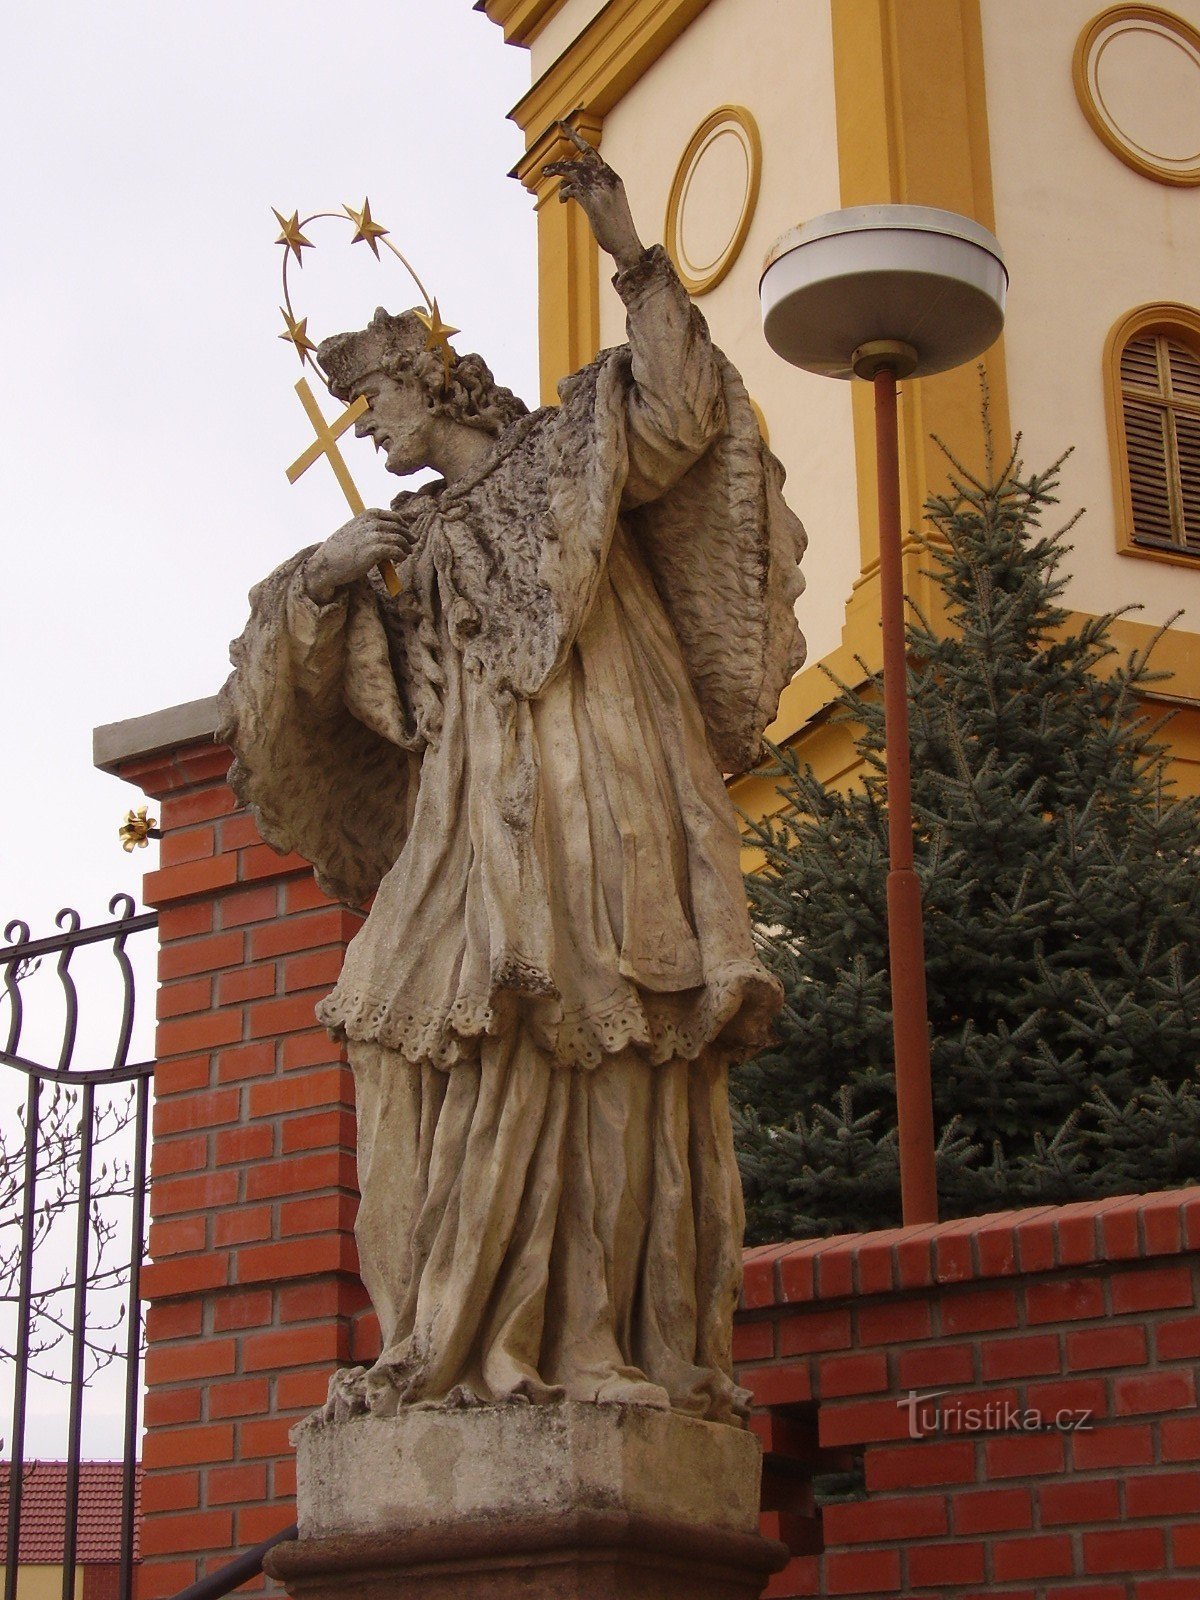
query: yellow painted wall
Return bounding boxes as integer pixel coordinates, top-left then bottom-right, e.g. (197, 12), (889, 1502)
(488, 0), (1200, 795)
(979, 0), (1200, 645)
(0, 1567), (82, 1600)
(595, 0), (858, 668)
(531, 0), (610, 74)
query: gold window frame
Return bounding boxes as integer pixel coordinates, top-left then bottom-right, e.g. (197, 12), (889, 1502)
(1105, 301), (1200, 566)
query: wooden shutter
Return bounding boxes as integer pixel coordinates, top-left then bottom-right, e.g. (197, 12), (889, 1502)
(1120, 330), (1200, 555)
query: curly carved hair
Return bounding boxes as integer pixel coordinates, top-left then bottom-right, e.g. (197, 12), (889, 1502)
(401, 346), (529, 437)
(319, 307), (529, 438)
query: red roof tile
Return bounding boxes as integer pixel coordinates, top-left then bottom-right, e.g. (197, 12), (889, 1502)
(0, 1463), (141, 1564)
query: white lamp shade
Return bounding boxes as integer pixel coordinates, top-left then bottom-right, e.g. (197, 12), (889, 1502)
(760, 205), (1007, 379)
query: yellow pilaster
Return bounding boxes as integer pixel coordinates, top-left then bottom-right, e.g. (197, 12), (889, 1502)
(755, 0), (1012, 764)
(514, 116), (603, 405)
(833, 0), (1011, 620)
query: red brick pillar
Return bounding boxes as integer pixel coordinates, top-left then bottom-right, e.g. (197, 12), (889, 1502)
(96, 700), (372, 1599)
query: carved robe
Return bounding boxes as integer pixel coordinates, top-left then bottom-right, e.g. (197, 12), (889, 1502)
(219, 246), (805, 1424)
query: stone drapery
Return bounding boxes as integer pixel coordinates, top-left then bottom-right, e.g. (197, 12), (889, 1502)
(218, 245), (805, 1423)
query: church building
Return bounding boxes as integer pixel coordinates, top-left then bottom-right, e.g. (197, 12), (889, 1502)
(479, 0), (1200, 808)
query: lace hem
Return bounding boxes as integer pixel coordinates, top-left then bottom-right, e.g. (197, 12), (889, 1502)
(316, 961), (780, 1071)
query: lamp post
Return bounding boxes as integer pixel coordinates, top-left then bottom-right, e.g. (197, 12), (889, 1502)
(759, 206), (1007, 1226)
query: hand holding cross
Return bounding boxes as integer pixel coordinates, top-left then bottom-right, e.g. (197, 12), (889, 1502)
(285, 377), (403, 596)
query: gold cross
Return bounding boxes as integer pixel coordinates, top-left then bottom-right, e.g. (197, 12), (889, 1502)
(286, 378), (401, 595)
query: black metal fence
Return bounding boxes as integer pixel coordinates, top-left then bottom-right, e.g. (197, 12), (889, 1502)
(1, 896), (156, 1600)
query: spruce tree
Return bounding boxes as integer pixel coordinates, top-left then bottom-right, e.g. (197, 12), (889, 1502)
(735, 438), (1200, 1242)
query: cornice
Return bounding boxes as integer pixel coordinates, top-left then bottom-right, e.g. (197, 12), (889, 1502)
(509, 0), (715, 136)
(475, 0), (569, 48)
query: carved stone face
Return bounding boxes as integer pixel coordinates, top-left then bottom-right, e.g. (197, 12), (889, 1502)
(351, 367), (435, 477)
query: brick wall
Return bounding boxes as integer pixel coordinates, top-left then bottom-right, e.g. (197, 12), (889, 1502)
(736, 1193), (1200, 1599)
(113, 730), (371, 1599)
(107, 713), (1200, 1600)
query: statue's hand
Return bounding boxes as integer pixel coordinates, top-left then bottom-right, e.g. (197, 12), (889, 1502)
(304, 510), (416, 604)
(543, 123), (645, 274)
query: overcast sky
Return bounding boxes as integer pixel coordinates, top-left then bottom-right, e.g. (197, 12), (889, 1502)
(1, 2), (535, 1459)
(1, 2), (536, 933)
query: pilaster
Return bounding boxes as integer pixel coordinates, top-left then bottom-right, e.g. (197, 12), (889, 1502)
(513, 114), (603, 404)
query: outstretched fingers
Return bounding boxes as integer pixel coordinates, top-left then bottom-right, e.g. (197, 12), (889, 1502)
(555, 120), (602, 160)
(543, 122), (612, 201)
(543, 162), (615, 207)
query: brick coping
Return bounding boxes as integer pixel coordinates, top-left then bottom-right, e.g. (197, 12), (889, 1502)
(741, 1187), (1200, 1310)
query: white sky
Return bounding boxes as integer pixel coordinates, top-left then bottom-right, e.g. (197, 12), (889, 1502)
(0, 2), (537, 929)
(1, 3), (536, 1459)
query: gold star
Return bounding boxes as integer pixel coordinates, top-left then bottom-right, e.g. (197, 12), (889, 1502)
(415, 300), (459, 388)
(415, 300), (460, 354)
(279, 307), (317, 363)
(344, 197), (389, 258)
(273, 208), (313, 266)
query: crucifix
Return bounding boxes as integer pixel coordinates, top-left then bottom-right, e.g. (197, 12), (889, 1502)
(285, 377), (402, 596)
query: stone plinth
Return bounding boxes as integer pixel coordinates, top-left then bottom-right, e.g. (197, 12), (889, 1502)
(295, 1403), (762, 1539)
(264, 1404), (787, 1600)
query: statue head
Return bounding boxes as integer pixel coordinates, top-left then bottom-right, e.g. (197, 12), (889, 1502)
(318, 307), (529, 444)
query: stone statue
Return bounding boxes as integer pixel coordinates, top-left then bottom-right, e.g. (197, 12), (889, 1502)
(218, 134), (805, 1429)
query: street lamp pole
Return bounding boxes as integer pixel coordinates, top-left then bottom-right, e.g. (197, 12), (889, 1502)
(759, 206), (1007, 1228)
(857, 345), (937, 1225)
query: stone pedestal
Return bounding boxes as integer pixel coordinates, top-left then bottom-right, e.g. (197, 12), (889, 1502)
(264, 1404), (787, 1600)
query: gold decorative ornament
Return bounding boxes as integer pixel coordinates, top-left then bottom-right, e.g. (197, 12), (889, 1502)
(415, 300), (461, 392)
(286, 381), (369, 508)
(664, 106), (761, 296)
(273, 209), (313, 265)
(119, 807), (159, 852)
(1074, 5), (1200, 186)
(344, 197), (390, 258)
(272, 195), (443, 390)
(278, 308), (317, 363)
(271, 197), (456, 597)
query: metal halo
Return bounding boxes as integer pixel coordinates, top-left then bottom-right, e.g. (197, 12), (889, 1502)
(277, 205), (439, 387)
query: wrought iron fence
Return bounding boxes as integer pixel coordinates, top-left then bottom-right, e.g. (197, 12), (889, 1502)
(1, 895), (156, 1600)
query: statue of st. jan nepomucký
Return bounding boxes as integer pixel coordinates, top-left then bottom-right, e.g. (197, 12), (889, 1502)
(218, 134), (805, 1427)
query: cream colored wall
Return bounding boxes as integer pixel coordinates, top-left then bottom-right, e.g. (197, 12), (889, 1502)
(0, 1567), (82, 1600)
(981, 0), (1200, 635)
(531, 0), (610, 77)
(594, 0), (859, 668)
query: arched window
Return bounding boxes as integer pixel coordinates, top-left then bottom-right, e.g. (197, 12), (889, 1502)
(1107, 305), (1200, 563)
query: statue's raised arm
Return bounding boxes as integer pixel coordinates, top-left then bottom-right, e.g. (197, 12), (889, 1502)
(546, 128), (731, 508)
